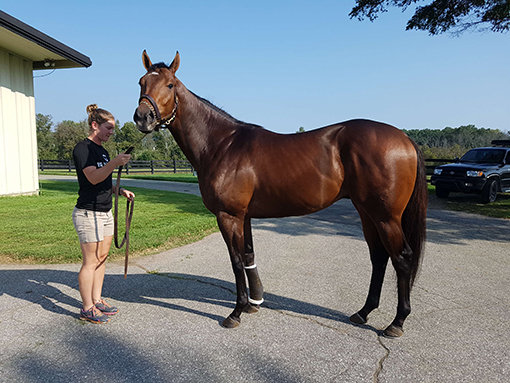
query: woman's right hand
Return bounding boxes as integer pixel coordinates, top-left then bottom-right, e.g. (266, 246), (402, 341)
(114, 154), (131, 167)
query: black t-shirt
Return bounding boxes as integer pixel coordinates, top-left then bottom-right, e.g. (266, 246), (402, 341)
(73, 138), (112, 212)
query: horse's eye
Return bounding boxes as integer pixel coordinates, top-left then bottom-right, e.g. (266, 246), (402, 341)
(168, 84), (174, 90)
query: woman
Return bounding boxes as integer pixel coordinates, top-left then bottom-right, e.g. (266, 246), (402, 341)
(72, 104), (135, 324)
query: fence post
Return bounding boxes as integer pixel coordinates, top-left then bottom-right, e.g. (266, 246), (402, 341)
(151, 160), (154, 174)
(173, 159), (176, 173)
(68, 160), (72, 172)
(126, 163), (129, 175)
(40, 159), (44, 172)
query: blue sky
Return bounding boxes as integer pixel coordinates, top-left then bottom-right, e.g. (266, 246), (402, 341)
(4, 1), (509, 133)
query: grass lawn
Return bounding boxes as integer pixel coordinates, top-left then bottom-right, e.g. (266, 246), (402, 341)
(1, 180), (507, 265)
(39, 170), (198, 183)
(427, 184), (510, 219)
(0, 180), (217, 264)
(125, 173), (198, 183)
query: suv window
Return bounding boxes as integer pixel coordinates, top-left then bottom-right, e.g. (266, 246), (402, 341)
(505, 151), (510, 164)
(460, 149), (506, 164)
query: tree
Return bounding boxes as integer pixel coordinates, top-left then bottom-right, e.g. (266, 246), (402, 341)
(404, 124), (510, 158)
(350, 1), (510, 34)
(54, 120), (89, 159)
(152, 130), (187, 160)
(36, 113), (57, 159)
(105, 121), (145, 157)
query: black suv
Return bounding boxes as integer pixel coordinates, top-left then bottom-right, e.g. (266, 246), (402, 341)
(430, 140), (510, 203)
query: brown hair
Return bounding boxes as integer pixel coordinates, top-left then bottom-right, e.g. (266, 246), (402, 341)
(86, 104), (114, 129)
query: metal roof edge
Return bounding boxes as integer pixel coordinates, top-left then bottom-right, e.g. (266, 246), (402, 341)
(0, 10), (91, 68)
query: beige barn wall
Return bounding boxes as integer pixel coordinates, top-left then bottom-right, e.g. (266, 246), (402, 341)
(0, 47), (38, 196)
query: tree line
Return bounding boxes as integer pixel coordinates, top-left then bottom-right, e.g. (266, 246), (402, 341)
(36, 114), (186, 161)
(37, 113), (508, 161)
(403, 125), (510, 159)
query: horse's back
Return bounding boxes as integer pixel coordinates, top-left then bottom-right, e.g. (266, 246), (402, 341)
(255, 118), (418, 219)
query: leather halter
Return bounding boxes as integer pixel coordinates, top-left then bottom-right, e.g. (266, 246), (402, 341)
(138, 94), (178, 129)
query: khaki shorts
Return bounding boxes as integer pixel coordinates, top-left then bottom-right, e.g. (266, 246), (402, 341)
(72, 207), (114, 243)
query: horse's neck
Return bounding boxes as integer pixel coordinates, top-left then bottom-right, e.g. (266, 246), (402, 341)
(171, 85), (238, 171)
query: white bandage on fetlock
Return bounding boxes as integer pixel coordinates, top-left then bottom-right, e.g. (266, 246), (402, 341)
(244, 264), (257, 270)
(248, 297), (264, 305)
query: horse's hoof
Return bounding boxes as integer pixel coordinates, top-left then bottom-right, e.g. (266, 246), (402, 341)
(222, 316), (240, 328)
(243, 304), (260, 314)
(349, 312), (367, 325)
(383, 324), (404, 338)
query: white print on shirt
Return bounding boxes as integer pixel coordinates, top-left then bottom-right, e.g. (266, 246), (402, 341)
(96, 154), (109, 168)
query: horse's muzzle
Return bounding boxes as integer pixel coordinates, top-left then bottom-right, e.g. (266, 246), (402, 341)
(133, 105), (155, 133)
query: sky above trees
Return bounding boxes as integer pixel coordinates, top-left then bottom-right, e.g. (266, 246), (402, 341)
(5, 1), (510, 133)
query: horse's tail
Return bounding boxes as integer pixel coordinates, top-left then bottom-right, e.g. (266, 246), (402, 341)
(402, 140), (428, 287)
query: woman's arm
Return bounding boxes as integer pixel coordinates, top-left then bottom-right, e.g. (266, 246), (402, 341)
(82, 153), (131, 185)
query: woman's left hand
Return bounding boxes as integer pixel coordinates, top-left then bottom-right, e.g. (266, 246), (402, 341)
(121, 188), (135, 202)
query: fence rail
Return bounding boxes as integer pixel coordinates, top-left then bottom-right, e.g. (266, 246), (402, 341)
(38, 159), (195, 174)
(39, 158), (452, 178)
(424, 158), (454, 178)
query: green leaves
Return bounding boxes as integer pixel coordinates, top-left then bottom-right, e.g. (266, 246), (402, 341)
(35, 114), (187, 161)
(404, 124), (510, 158)
(350, 1), (510, 34)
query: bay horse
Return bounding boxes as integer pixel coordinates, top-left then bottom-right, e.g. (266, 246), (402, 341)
(133, 51), (427, 337)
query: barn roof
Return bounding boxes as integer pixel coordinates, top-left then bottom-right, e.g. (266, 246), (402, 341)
(0, 10), (91, 69)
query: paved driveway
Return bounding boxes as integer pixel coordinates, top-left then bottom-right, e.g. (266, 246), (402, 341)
(1, 177), (508, 382)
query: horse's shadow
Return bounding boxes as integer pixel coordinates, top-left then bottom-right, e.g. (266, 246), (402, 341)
(0, 269), (378, 334)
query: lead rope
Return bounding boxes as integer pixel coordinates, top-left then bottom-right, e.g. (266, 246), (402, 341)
(114, 98), (178, 277)
(114, 146), (134, 278)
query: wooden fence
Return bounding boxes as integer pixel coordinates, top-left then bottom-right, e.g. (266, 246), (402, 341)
(39, 158), (452, 179)
(424, 159), (454, 177)
(38, 159), (195, 174)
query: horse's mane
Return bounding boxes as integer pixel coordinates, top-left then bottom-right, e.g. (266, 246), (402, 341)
(190, 91), (241, 123)
(149, 62), (170, 70)
(150, 62), (260, 128)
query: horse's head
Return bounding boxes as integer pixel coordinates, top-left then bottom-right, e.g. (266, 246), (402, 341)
(133, 50), (180, 133)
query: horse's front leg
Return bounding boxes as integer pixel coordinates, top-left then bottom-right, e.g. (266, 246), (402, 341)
(243, 218), (263, 314)
(217, 211), (250, 328)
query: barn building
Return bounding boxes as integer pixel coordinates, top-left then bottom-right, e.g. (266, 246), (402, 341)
(0, 11), (91, 196)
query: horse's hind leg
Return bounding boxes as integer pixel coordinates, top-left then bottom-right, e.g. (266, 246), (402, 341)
(243, 218), (264, 313)
(386, 235), (414, 338)
(350, 211), (390, 325)
(216, 212), (251, 328)
(374, 218), (414, 338)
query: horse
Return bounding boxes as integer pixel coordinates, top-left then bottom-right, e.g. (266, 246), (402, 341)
(133, 51), (427, 338)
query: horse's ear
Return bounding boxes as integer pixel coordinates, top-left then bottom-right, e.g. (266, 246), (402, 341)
(142, 50), (152, 71)
(169, 51), (180, 73)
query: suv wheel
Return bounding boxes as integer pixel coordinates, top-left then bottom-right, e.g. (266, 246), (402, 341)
(435, 186), (450, 199)
(481, 178), (498, 203)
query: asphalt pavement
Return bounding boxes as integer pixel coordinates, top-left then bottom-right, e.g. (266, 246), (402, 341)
(1, 176), (508, 382)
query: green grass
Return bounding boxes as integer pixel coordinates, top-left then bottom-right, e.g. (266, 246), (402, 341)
(427, 184), (510, 219)
(124, 173), (198, 183)
(39, 170), (198, 183)
(2, 180), (508, 265)
(0, 180), (217, 264)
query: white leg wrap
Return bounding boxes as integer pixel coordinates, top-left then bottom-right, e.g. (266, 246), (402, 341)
(244, 264), (257, 270)
(248, 297), (264, 305)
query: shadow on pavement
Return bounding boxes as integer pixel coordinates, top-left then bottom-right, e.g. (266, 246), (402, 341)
(252, 199), (510, 245)
(0, 269), (371, 332)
